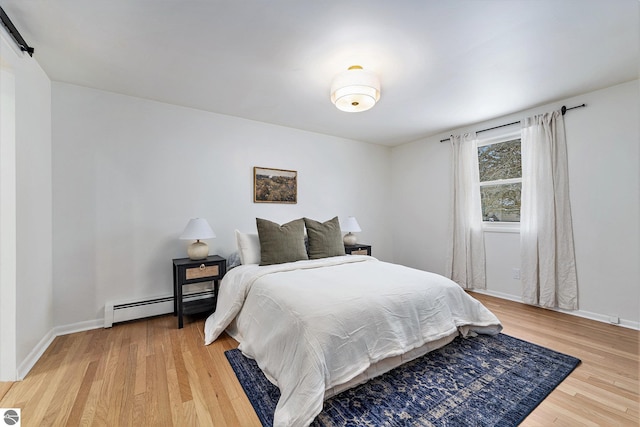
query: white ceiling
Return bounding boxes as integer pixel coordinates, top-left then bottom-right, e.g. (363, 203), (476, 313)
(1, 0), (638, 146)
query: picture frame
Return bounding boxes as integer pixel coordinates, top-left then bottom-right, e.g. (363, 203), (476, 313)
(253, 167), (298, 204)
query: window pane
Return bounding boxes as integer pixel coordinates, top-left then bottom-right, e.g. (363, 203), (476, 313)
(478, 139), (521, 182)
(481, 182), (521, 222)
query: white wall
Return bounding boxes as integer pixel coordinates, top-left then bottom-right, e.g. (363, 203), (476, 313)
(391, 80), (640, 327)
(52, 83), (392, 327)
(15, 48), (53, 372)
(0, 31), (53, 380)
(0, 41), (18, 381)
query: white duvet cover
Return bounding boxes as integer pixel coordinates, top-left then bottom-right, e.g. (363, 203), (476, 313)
(204, 256), (502, 427)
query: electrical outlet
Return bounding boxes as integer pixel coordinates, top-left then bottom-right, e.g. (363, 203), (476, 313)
(512, 268), (521, 280)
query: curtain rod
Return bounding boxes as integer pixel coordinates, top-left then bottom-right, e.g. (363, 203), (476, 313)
(0, 6), (34, 56)
(439, 103), (586, 143)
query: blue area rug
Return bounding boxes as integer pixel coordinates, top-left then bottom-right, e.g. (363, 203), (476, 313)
(225, 334), (580, 426)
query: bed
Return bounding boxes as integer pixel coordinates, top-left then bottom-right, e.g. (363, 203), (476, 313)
(204, 217), (502, 427)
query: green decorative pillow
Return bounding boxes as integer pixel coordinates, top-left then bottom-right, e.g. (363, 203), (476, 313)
(304, 216), (346, 259)
(257, 218), (309, 266)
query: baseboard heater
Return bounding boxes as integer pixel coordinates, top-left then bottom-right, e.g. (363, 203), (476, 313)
(104, 291), (213, 328)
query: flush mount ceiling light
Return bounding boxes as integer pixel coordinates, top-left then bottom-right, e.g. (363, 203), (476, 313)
(330, 65), (380, 113)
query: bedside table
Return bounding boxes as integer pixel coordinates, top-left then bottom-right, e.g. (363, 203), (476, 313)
(172, 255), (226, 329)
(344, 244), (372, 256)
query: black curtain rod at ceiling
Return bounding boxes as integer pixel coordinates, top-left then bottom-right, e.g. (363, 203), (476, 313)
(439, 103), (586, 143)
(0, 6), (34, 56)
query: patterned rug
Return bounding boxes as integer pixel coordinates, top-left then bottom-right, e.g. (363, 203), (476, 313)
(225, 334), (580, 426)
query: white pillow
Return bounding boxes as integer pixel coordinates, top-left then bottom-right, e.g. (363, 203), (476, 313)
(235, 230), (261, 264)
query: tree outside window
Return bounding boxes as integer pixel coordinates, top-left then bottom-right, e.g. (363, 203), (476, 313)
(477, 138), (521, 222)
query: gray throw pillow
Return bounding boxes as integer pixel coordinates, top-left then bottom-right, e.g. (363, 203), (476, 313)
(304, 216), (346, 259)
(257, 218), (309, 266)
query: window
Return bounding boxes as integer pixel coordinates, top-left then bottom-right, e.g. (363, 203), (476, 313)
(477, 135), (521, 222)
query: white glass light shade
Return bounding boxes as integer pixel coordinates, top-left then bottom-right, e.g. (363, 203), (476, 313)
(331, 66), (380, 113)
(180, 218), (216, 240)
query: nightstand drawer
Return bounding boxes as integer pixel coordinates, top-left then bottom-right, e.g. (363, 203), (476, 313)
(350, 249), (369, 255)
(344, 244), (372, 256)
(186, 264), (219, 280)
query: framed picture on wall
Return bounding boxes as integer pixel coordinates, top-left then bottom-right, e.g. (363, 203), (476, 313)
(253, 167), (298, 204)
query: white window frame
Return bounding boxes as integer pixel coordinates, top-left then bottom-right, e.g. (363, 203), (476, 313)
(477, 129), (521, 233)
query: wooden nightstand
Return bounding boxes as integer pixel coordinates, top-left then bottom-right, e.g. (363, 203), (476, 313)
(344, 244), (372, 256)
(172, 255), (226, 329)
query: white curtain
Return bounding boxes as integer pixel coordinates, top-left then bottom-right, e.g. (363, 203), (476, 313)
(520, 110), (578, 309)
(448, 132), (486, 289)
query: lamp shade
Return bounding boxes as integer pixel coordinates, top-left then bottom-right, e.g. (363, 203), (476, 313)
(180, 218), (216, 240)
(330, 65), (380, 113)
(180, 218), (216, 260)
(341, 216), (362, 233)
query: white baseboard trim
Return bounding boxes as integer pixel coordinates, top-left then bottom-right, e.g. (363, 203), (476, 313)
(54, 319), (104, 337)
(17, 295), (181, 380)
(16, 318), (104, 380)
(17, 329), (55, 380)
(469, 288), (640, 330)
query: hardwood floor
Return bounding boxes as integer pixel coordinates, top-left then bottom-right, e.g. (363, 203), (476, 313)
(1, 293), (638, 426)
(472, 293), (639, 426)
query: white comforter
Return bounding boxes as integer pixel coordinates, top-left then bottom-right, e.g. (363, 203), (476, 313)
(204, 256), (502, 427)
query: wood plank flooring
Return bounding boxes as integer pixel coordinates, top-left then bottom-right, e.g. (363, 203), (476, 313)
(1, 293), (638, 426)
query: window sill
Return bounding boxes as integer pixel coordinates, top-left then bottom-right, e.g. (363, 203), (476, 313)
(482, 223), (520, 233)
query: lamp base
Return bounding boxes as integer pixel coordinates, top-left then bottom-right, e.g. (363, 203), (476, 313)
(187, 241), (209, 260)
(343, 233), (357, 246)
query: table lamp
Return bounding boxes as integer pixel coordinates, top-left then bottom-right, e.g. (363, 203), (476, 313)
(180, 218), (216, 260)
(341, 216), (361, 246)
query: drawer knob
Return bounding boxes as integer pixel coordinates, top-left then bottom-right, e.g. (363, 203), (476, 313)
(199, 264), (206, 270)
